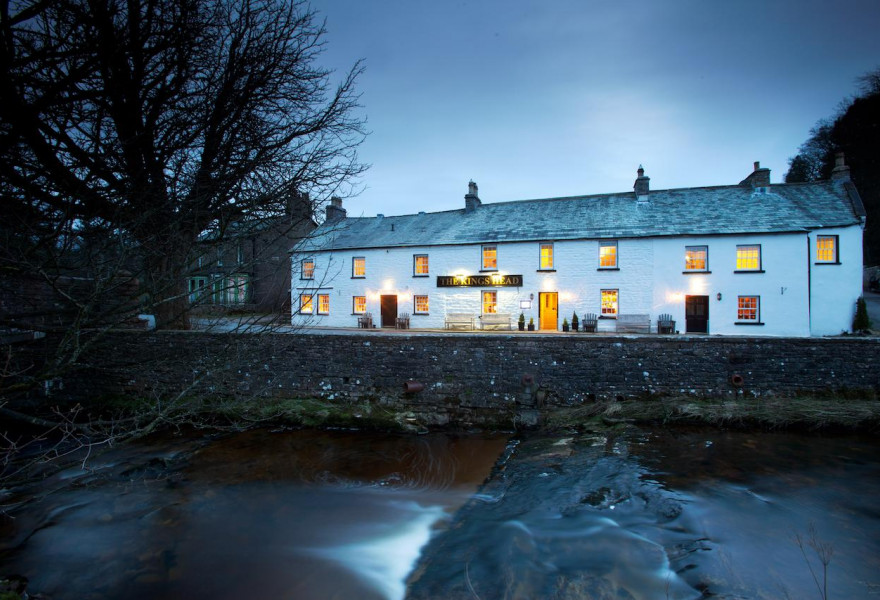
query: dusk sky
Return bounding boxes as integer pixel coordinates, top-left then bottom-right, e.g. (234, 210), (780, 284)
(312, 0), (880, 218)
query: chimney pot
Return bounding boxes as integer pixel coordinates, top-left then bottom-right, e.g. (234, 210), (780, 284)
(634, 165), (650, 198)
(325, 196), (346, 223)
(465, 180), (481, 212)
(831, 151), (851, 182)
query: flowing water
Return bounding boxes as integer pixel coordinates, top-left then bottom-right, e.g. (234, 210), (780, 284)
(1, 427), (878, 599)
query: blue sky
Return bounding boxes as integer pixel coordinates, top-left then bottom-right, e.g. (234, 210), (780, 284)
(312, 0), (880, 217)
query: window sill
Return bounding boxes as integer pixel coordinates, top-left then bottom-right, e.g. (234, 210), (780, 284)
(413, 274), (429, 278)
(479, 269), (498, 273)
(537, 269), (556, 273)
(814, 262), (841, 266)
(598, 315), (617, 320)
(598, 267), (620, 271)
(413, 313), (429, 316)
(734, 321), (765, 326)
(351, 276), (365, 279)
(733, 270), (765, 274)
(682, 270), (712, 275)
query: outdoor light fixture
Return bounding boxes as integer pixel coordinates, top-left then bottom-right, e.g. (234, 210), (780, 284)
(717, 292), (722, 301)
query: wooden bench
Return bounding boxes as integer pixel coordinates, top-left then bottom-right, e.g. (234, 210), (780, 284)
(480, 313), (512, 330)
(445, 312), (475, 329)
(357, 312), (373, 329)
(657, 313), (676, 334)
(581, 313), (598, 332)
(616, 313), (651, 333)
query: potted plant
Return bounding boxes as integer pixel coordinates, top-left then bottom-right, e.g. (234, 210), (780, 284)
(527, 317), (535, 331)
(518, 312), (526, 331)
(571, 312), (579, 332)
(562, 318), (569, 332)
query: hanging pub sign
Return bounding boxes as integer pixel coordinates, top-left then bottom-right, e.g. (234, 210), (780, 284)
(436, 274), (523, 288)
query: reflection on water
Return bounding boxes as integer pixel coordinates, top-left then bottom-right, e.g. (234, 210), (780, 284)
(2, 427), (879, 600)
(0, 430), (508, 600)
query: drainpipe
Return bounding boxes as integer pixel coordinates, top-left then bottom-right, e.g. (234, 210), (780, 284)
(807, 235), (812, 334)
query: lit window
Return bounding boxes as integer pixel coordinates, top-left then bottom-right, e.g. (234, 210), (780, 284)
(353, 296), (366, 314)
(302, 259), (315, 279)
(318, 294), (330, 314)
(816, 236), (838, 263)
(414, 254), (429, 276)
(539, 243), (554, 270)
(685, 246), (708, 271)
(414, 295), (429, 314)
(601, 289), (618, 317)
(352, 257), (366, 277)
(300, 294), (313, 314)
(737, 296), (759, 321)
(482, 290), (497, 314)
(599, 241), (618, 268)
(482, 245), (497, 270)
(736, 245), (761, 271)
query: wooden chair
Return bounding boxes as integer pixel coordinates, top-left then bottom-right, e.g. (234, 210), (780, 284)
(657, 313), (676, 334)
(357, 312), (373, 328)
(582, 313), (598, 332)
(396, 312), (410, 329)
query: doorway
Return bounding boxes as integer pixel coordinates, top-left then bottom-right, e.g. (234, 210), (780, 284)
(685, 295), (709, 333)
(539, 292), (558, 330)
(380, 295), (398, 328)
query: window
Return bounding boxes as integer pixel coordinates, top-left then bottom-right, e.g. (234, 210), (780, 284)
(237, 243), (244, 265)
(737, 296), (760, 322)
(685, 246), (708, 272)
(188, 276), (208, 303)
(816, 235), (838, 263)
(539, 243), (554, 270)
(601, 289), (618, 317)
(302, 259), (315, 280)
(736, 245), (761, 271)
(318, 294), (330, 315)
(414, 254), (429, 276)
(300, 294), (313, 314)
(216, 247), (223, 267)
(482, 245), (497, 271)
(352, 256), (366, 277)
(414, 295), (429, 314)
(224, 274), (249, 304)
(599, 241), (618, 269)
(482, 290), (497, 314)
(353, 296), (366, 314)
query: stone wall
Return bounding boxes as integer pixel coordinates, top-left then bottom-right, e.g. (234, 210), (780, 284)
(47, 332), (880, 427)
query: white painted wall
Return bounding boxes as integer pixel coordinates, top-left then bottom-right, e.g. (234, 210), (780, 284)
(291, 225), (863, 336)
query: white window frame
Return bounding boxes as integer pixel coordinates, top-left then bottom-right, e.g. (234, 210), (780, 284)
(300, 293), (313, 314)
(601, 289), (618, 317)
(301, 258), (315, 280)
(816, 235), (839, 264)
(539, 243), (554, 270)
(414, 295), (429, 314)
(685, 245), (709, 272)
(737, 295), (760, 323)
(352, 256), (366, 278)
(481, 245), (497, 271)
(599, 240), (618, 269)
(735, 245), (762, 271)
(317, 293), (330, 315)
(413, 254), (429, 276)
(482, 290), (497, 314)
(352, 296), (366, 314)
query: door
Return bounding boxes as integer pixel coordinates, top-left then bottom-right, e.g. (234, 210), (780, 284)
(539, 292), (558, 330)
(380, 295), (398, 328)
(685, 295), (709, 333)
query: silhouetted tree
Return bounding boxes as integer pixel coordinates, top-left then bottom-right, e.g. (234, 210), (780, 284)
(0, 0), (366, 330)
(785, 67), (880, 265)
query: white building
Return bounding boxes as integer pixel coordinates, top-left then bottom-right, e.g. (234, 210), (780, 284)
(291, 159), (866, 336)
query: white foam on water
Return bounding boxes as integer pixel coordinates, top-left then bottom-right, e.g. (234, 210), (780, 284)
(312, 500), (447, 600)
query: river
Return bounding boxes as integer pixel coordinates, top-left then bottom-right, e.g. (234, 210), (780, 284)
(1, 426), (878, 599)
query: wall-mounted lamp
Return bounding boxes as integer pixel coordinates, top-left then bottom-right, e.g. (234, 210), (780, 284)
(529, 293), (534, 300)
(716, 292), (722, 301)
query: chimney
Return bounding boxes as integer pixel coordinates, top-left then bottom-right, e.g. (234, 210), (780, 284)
(831, 152), (851, 182)
(465, 180), (481, 212)
(325, 196), (346, 223)
(286, 191), (312, 222)
(633, 165), (650, 198)
(739, 161), (771, 188)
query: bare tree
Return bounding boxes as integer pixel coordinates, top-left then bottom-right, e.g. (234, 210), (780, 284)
(0, 0), (366, 330)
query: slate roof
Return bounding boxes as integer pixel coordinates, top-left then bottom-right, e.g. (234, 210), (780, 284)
(298, 180), (865, 252)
